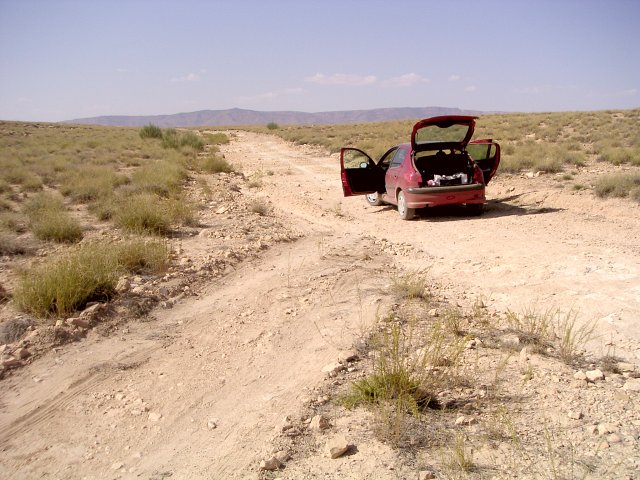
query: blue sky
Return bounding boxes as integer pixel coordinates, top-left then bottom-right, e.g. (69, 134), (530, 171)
(1, 0), (639, 122)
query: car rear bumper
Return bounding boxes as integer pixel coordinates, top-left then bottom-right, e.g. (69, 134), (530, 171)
(405, 183), (485, 208)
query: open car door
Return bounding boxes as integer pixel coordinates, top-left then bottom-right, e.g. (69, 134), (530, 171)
(467, 140), (501, 184)
(340, 148), (385, 197)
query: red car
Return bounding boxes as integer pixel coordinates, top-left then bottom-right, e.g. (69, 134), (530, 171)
(340, 116), (500, 220)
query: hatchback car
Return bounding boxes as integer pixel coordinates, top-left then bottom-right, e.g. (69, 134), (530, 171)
(340, 115), (500, 219)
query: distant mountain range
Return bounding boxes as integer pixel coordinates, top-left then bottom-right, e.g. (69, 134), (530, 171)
(66, 106), (488, 127)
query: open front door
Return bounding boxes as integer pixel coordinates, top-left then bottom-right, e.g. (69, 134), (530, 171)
(467, 140), (501, 184)
(340, 148), (385, 196)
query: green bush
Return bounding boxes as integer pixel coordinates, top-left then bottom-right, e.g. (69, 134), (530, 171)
(114, 193), (171, 234)
(204, 132), (230, 144)
(266, 122), (279, 130)
(199, 154), (234, 173)
(14, 243), (119, 316)
(115, 238), (170, 274)
(25, 192), (83, 243)
(594, 172), (640, 200)
(139, 124), (163, 139)
(14, 239), (170, 317)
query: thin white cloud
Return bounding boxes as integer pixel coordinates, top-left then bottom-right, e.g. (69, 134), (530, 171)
(464, 85), (477, 92)
(116, 68), (128, 73)
(305, 73), (377, 86)
(384, 73), (429, 87)
(170, 72), (201, 83)
(449, 74), (461, 82)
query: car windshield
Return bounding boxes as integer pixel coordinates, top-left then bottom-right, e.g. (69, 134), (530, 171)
(414, 123), (470, 145)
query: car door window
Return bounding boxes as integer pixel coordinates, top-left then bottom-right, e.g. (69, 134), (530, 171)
(389, 148), (406, 168)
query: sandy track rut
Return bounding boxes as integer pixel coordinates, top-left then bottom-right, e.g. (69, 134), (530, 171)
(1, 131), (639, 478)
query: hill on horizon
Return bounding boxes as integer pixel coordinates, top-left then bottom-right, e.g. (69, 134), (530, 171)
(66, 106), (489, 127)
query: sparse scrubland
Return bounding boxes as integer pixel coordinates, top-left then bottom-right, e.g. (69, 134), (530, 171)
(0, 110), (639, 479)
(252, 108), (640, 202)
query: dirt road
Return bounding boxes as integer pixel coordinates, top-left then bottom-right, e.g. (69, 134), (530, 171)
(1, 131), (639, 479)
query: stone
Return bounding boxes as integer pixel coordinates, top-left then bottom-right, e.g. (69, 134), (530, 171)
(2, 357), (22, 368)
(519, 347), (530, 364)
(259, 456), (282, 471)
(321, 362), (345, 375)
(585, 369), (604, 382)
(607, 433), (622, 443)
(15, 347), (31, 359)
(617, 362), (636, 373)
(428, 308), (439, 317)
(596, 423), (617, 435)
(274, 450), (290, 463)
(148, 412), (162, 422)
(455, 415), (477, 426)
(309, 415), (330, 431)
(418, 471), (436, 480)
(567, 410), (583, 420)
(111, 462), (124, 470)
(326, 435), (350, 459)
(573, 371), (587, 381)
(207, 420), (218, 430)
(337, 351), (359, 363)
(115, 277), (130, 293)
(622, 378), (640, 392)
(67, 317), (91, 329)
(80, 303), (104, 317)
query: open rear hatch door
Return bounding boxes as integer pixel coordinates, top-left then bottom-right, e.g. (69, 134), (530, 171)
(411, 115), (476, 153)
(340, 148), (385, 196)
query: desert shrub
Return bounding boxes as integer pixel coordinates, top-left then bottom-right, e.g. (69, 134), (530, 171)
(266, 122), (279, 130)
(199, 154), (234, 173)
(14, 243), (120, 316)
(61, 165), (129, 202)
(13, 238), (170, 317)
(178, 131), (205, 151)
(594, 172), (640, 200)
(139, 124), (163, 139)
(114, 238), (170, 274)
(342, 317), (465, 445)
(161, 128), (180, 149)
(114, 193), (171, 234)
(131, 157), (186, 196)
(20, 174), (44, 192)
(25, 192), (83, 243)
(31, 210), (83, 243)
(164, 195), (198, 227)
(248, 198), (270, 216)
(204, 132), (230, 144)
(391, 270), (431, 301)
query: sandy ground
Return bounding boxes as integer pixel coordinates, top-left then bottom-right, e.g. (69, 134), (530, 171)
(0, 131), (639, 479)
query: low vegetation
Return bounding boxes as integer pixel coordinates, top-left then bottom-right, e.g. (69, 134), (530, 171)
(0, 121), (234, 319)
(336, 270), (608, 478)
(250, 108), (640, 176)
(14, 238), (169, 317)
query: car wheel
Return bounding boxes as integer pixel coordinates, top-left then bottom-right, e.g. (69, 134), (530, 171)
(397, 191), (415, 220)
(467, 203), (484, 216)
(365, 192), (383, 206)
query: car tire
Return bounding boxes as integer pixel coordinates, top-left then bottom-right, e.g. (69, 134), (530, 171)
(365, 192), (383, 206)
(397, 191), (415, 220)
(467, 203), (484, 216)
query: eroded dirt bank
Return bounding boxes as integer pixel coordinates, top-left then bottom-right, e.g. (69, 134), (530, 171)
(1, 131), (639, 479)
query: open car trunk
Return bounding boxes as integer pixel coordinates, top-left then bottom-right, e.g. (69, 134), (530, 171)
(414, 150), (475, 186)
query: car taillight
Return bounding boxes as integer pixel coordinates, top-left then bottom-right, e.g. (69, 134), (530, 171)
(473, 165), (484, 184)
(409, 171), (422, 186)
